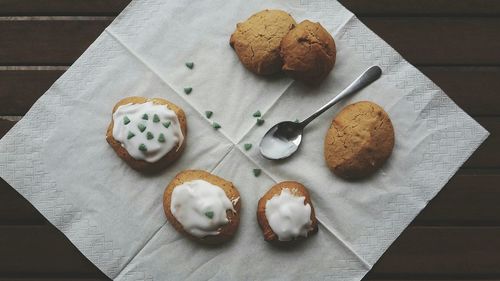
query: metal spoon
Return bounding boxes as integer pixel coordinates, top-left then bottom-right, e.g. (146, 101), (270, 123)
(259, 65), (382, 160)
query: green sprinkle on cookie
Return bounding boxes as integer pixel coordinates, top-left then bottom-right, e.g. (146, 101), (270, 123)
(153, 114), (160, 123)
(138, 123), (147, 132)
(253, 110), (261, 118)
(205, 111), (213, 119)
(127, 132), (135, 139)
(253, 169), (261, 177)
(205, 211), (214, 219)
(184, 87), (192, 95)
(185, 62), (194, 69)
(163, 121), (171, 128)
(158, 133), (166, 143)
(244, 143), (252, 151)
(212, 122), (221, 130)
(256, 118), (265, 126)
(146, 132), (154, 140)
(139, 144), (147, 152)
(123, 116), (130, 125)
(142, 114), (148, 120)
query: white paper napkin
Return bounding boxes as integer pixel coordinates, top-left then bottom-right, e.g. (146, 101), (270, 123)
(0, 0), (488, 280)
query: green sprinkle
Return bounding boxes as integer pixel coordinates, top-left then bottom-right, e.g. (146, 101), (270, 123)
(256, 118), (265, 126)
(123, 116), (130, 125)
(205, 111), (213, 119)
(142, 114), (148, 120)
(146, 132), (154, 140)
(184, 87), (192, 95)
(139, 144), (147, 152)
(212, 122), (221, 129)
(253, 169), (262, 177)
(244, 143), (252, 151)
(163, 121), (171, 128)
(253, 110), (261, 118)
(138, 123), (147, 132)
(205, 211), (214, 219)
(158, 133), (166, 143)
(185, 62), (194, 69)
(294, 119), (300, 123)
(127, 132), (135, 139)
(153, 114), (160, 123)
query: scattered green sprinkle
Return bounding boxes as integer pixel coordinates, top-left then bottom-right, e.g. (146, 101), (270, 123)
(256, 118), (265, 126)
(253, 169), (262, 177)
(185, 62), (194, 69)
(139, 144), (147, 152)
(142, 114), (148, 120)
(205, 211), (214, 219)
(253, 110), (261, 118)
(123, 116), (130, 125)
(163, 121), (171, 128)
(146, 132), (154, 140)
(184, 87), (193, 95)
(205, 111), (213, 119)
(127, 132), (135, 139)
(212, 122), (221, 129)
(244, 143), (252, 151)
(158, 133), (166, 143)
(153, 114), (160, 123)
(294, 119), (300, 123)
(138, 123), (147, 132)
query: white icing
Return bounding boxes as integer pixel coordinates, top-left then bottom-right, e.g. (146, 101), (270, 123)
(112, 102), (184, 163)
(265, 188), (312, 241)
(170, 180), (235, 238)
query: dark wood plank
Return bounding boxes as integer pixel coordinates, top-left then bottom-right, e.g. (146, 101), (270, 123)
(463, 117), (500, 169)
(1, 17), (500, 65)
(340, 0), (500, 16)
(0, 19), (111, 65)
(370, 226), (500, 276)
(2, 67), (499, 116)
(0, 0), (130, 16)
(0, 178), (42, 224)
(0, 226), (106, 277)
(360, 17), (500, 66)
(0, 279), (107, 281)
(0, 119), (15, 136)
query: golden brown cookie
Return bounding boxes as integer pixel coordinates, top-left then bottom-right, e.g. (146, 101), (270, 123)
(280, 20), (336, 85)
(257, 181), (318, 243)
(163, 170), (241, 244)
(106, 96), (187, 172)
(230, 9), (296, 75)
(324, 101), (395, 179)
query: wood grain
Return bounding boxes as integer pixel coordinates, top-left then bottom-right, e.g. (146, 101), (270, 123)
(463, 117), (500, 169)
(0, 0), (130, 16)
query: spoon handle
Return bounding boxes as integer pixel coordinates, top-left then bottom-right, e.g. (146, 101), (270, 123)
(300, 65), (382, 127)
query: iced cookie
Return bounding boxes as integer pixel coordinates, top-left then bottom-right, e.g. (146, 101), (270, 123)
(280, 20), (336, 85)
(230, 9), (296, 75)
(106, 96), (187, 171)
(163, 170), (241, 244)
(324, 101), (395, 179)
(257, 181), (318, 243)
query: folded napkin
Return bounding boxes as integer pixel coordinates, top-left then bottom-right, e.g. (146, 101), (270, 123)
(0, 0), (488, 280)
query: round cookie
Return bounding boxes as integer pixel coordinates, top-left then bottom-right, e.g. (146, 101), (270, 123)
(230, 9), (296, 75)
(106, 96), (187, 172)
(280, 20), (336, 85)
(257, 181), (318, 243)
(163, 170), (241, 244)
(324, 101), (395, 179)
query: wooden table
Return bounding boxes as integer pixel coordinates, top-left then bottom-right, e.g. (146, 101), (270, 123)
(0, 1), (499, 280)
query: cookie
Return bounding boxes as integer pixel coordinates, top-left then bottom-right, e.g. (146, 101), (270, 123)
(324, 101), (395, 179)
(280, 20), (336, 85)
(106, 96), (187, 172)
(230, 9), (296, 75)
(257, 181), (318, 243)
(163, 170), (241, 244)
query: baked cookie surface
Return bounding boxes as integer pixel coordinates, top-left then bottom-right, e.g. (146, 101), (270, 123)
(280, 20), (336, 85)
(257, 181), (318, 243)
(324, 101), (395, 179)
(230, 9), (296, 75)
(163, 170), (241, 244)
(106, 96), (187, 172)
